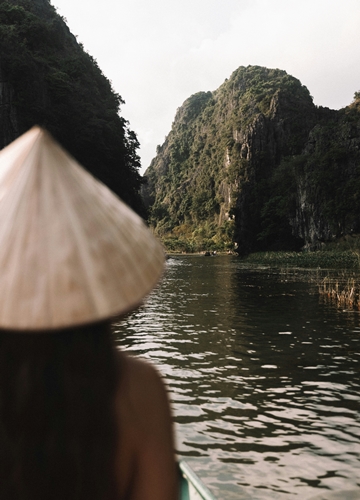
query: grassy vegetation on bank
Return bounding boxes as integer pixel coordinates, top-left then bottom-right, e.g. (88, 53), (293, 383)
(319, 276), (360, 310)
(242, 236), (360, 269)
(242, 239), (360, 310)
(158, 221), (235, 253)
(241, 250), (360, 269)
(161, 238), (360, 268)
(160, 232), (360, 263)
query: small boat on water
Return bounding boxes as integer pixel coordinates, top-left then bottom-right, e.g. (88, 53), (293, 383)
(179, 460), (216, 500)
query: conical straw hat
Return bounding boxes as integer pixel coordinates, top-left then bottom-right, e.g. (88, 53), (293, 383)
(0, 126), (164, 331)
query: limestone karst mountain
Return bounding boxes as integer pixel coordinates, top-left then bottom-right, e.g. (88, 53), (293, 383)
(143, 65), (360, 254)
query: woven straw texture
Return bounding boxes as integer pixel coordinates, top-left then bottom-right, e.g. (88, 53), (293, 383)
(0, 127), (164, 330)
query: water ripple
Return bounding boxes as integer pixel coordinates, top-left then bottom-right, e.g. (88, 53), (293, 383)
(114, 256), (360, 499)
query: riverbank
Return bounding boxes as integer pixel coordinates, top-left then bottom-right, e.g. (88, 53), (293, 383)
(241, 250), (360, 269)
(162, 233), (360, 269)
(165, 249), (360, 309)
(241, 250), (360, 310)
(165, 249), (360, 269)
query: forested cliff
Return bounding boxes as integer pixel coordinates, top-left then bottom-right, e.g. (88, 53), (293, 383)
(0, 0), (144, 212)
(144, 66), (360, 254)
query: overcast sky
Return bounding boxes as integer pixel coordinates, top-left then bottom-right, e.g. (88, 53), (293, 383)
(51, 0), (360, 173)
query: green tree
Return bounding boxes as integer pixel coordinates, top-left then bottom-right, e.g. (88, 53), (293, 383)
(0, 0), (144, 213)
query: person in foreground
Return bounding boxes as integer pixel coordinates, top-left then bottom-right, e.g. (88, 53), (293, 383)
(0, 127), (178, 500)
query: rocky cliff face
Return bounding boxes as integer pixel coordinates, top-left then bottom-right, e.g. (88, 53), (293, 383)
(292, 104), (360, 249)
(229, 82), (318, 254)
(144, 66), (360, 253)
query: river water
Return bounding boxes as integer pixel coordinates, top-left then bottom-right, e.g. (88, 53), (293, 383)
(113, 255), (360, 500)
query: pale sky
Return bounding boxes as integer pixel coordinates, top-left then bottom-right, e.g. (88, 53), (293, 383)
(51, 0), (360, 173)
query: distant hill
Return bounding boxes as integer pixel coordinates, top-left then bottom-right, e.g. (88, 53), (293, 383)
(143, 65), (360, 254)
(0, 0), (144, 213)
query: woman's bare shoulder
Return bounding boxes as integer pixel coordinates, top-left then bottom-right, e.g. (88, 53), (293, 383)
(114, 351), (178, 500)
(115, 351), (174, 438)
(121, 353), (163, 387)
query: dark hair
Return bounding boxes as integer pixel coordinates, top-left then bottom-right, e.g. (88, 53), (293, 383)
(0, 321), (120, 500)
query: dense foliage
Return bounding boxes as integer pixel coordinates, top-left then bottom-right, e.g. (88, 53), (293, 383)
(0, 0), (143, 212)
(144, 66), (360, 254)
(144, 66), (314, 251)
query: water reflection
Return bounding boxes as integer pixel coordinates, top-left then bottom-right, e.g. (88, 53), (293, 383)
(113, 255), (360, 499)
